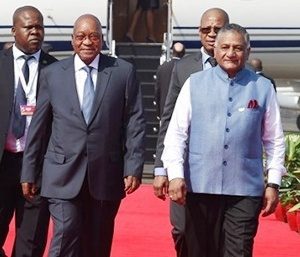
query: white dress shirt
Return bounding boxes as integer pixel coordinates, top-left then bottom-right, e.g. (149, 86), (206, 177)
(74, 54), (99, 108)
(5, 45), (41, 153)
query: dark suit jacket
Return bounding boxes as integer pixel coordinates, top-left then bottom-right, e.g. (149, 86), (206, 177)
(155, 58), (179, 117)
(21, 54), (145, 201)
(0, 47), (57, 162)
(154, 52), (203, 168)
(259, 72), (277, 92)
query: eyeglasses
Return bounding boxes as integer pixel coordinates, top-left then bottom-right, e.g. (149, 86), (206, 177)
(74, 33), (101, 42)
(199, 26), (221, 34)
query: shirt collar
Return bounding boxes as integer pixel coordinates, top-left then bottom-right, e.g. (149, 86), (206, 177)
(201, 47), (212, 64)
(12, 44), (41, 61)
(215, 65), (249, 82)
(74, 54), (100, 72)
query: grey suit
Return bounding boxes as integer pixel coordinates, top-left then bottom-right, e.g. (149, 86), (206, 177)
(155, 58), (179, 118)
(154, 52), (203, 168)
(21, 54), (145, 257)
(154, 52), (203, 257)
(0, 47), (57, 257)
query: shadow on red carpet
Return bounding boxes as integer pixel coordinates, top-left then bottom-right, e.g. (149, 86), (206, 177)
(4, 184), (299, 256)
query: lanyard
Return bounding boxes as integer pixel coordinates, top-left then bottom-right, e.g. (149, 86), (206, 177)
(17, 59), (38, 98)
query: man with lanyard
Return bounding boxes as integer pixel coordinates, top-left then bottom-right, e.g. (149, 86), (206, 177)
(0, 6), (57, 257)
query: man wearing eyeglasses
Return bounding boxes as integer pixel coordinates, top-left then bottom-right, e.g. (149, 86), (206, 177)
(153, 7), (229, 257)
(21, 14), (145, 257)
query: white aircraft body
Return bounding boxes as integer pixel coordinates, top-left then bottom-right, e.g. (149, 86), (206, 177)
(1, 0), (299, 78)
(1, 0), (300, 119)
(0, 0), (108, 58)
(170, 0), (300, 116)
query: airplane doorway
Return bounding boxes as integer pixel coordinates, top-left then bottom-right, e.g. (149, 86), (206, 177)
(112, 0), (168, 43)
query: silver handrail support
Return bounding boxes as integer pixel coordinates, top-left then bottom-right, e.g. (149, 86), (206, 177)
(106, 0), (115, 56)
(167, 0), (173, 61)
(161, 0), (173, 64)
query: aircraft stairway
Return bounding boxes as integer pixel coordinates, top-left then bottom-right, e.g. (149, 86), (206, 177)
(116, 42), (162, 176)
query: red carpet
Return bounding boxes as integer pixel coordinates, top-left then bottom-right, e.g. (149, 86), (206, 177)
(4, 184), (299, 256)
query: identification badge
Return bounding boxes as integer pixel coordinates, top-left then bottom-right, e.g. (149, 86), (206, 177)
(20, 105), (36, 116)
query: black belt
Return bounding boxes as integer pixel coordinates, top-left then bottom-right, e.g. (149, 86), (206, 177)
(4, 150), (24, 158)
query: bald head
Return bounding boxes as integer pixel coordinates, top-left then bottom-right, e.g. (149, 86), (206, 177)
(201, 8), (229, 26)
(249, 58), (263, 72)
(13, 6), (43, 26)
(172, 42), (185, 58)
(73, 14), (102, 35)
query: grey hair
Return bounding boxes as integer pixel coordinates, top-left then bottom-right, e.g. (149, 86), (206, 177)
(216, 23), (250, 48)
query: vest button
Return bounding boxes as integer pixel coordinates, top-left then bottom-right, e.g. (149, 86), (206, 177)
(227, 113), (232, 117)
(223, 161), (227, 166)
(224, 145), (229, 149)
(229, 97), (233, 102)
(230, 81), (234, 86)
(226, 128), (230, 132)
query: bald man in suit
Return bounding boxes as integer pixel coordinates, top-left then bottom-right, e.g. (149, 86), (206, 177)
(21, 14), (145, 257)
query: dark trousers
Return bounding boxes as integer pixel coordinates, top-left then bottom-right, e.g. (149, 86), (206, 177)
(185, 193), (262, 257)
(0, 151), (49, 257)
(48, 178), (121, 257)
(170, 201), (188, 257)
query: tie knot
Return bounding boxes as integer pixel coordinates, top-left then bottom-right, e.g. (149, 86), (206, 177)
(21, 55), (34, 62)
(83, 66), (93, 74)
(208, 57), (217, 67)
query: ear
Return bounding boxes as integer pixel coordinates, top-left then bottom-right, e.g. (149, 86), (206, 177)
(11, 26), (16, 37)
(246, 47), (251, 61)
(198, 26), (201, 38)
(71, 34), (75, 48)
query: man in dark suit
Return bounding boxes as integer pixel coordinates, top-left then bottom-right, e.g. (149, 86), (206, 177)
(0, 6), (57, 257)
(249, 58), (277, 92)
(21, 14), (145, 257)
(155, 42), (185, 118)
(152, 8), (229, 257)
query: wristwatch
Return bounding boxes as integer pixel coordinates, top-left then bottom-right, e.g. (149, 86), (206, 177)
(266, 183), (280, 190)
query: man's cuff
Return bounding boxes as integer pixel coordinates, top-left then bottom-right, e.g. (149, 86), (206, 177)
(267, 169), (282, 186)
(166, 165), (184, 181)
(154, 167), (167, 176)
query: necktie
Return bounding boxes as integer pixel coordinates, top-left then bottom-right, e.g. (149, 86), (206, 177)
(82, 66), (95, 123)
(208, 57), (217, 67)
(12, 55), (33, 139)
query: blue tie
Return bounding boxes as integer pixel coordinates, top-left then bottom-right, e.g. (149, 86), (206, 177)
(82, 66), (95, 123)
(12, 55), (33, 139)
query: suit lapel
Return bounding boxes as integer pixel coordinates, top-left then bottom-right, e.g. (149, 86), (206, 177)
(36, 51), (57, 98)
(88, 55), (113, 125)
(1, 49), (15, 110)
(61, 56), (85, 124)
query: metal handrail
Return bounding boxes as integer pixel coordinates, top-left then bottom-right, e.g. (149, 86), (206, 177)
(106, 0), (116, 56)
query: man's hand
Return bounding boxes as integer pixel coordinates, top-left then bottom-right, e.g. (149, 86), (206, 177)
(168, 178), (187, 205)
(153, 175), (169, 200)
(261, 187), (279, 217)
(124, 176), (141, 194)
(21, 182), (38, 201)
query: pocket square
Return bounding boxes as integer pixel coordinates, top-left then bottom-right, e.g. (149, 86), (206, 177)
(247, 99), (259, 109)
